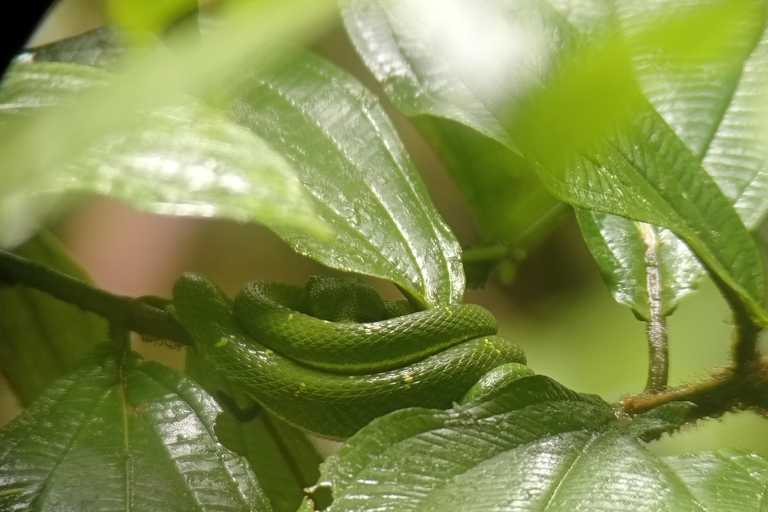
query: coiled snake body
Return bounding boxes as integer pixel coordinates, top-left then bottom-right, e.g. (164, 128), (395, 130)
(172, 273), (528, 439)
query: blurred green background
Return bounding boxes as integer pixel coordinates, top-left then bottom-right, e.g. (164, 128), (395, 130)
(0, 0), (766, 459)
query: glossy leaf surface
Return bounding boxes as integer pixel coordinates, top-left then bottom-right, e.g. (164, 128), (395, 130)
(342, 0), (767, 322)
(215, 413), (323, 512)
(664, 449), (768, 510)
(28, 27), (127, 68)
(0, 232), (107, 405)
(0, 60), (324, 246)
(225, 45), (463, 307)
(621, 0), (768, 229)
(317, 375), (768, 511)
(576, 211), (701, 319)
(0, 345), (272, 512)
(577, 0), (768, 318)
(0, 0), (337, 244)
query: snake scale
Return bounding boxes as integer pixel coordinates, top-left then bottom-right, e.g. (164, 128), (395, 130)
(172, 273), (530, 439)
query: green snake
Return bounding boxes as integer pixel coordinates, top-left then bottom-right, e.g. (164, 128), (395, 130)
(172, 273), (530, 439)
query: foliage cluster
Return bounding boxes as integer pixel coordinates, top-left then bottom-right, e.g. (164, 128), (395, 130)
(2, 0), (768, 510)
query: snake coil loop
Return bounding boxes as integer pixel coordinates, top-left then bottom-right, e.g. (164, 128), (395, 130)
(173, 273), (529, 439)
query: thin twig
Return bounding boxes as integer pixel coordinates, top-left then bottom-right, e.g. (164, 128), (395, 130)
(622, 355), (768, 426)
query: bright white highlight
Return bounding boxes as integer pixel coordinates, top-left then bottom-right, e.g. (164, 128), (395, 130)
(395, 0), (552, 105)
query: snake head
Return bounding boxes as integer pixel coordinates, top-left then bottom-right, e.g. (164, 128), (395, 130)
(306, 275), (386, 322)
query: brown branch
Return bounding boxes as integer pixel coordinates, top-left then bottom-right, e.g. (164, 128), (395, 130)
(0, 249), (193, 347)
(621, 356), (768, 425)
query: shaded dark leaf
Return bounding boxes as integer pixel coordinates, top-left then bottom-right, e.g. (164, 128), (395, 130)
(0, 344), (272, 511)
(0, 231), (106, 405)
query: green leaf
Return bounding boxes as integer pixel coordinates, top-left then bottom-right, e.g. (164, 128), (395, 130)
(223, 45), (463, 307)
(342, 0), (767, 323)
(575, 0), (768, 319)
(27, 27), (127, 68)
(520, 90), (766, 325)
(186, 350), (324, 512)
(663, 449), (768, 509)
(0, 231), (107, 405)
(576, 211), (701, 318)
(0, 60), (325, 246)
(106, 0), (197, 37)
(343, 1), (551, 268)
(317, 375), (766, 511)
(623, 0), (768, 230)
(342, 0), (552, 151)
(0, 0), (336, 243)
(699, 25), (768, 231)
(0, 345), (273, 512)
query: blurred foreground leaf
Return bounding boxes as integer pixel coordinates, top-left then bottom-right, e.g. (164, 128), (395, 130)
(224, 45), (464, 307)
(342, 0), (767, 323)
(0, 345), (272, 511)
(0, 0), (335, 239)
(106, 0), (197, 37)
(0, 231), (106, 405)
(577, 0), (768, 319)
(29, 26), (127, 68)
(316, 375), (768, 511)
(3, 26), (462, 308)
(0, 59), (324, 246)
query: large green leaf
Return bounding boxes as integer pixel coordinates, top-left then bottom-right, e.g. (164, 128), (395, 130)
(664, 449), (768, 510)
(339, 0), (568, 263)
(0, 60), (324, 247)
(342, 0), (767, 323)
(6, 29), (463, 307)
(0, 231), (107, 405)
(342, 0), (555, 151)
(576, 211), (701, 318)
(186, 350), (324, 512)
(0, 344), (272, 511)
(314, 375), (768, 511)
(29, 27), (126, 68)
(575, 0), (768, 319)
(0, 0), (336, 243)
(223, 45), (463, 307)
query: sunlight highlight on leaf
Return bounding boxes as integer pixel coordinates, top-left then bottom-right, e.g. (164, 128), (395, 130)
(394, 0), (553, 107)
(317, 375), (759, 512)
(0, 59), (325, 247)
(343, 0), (768, 324)
(223, 45), (464, 307)
(0, 0), (336, 235)
(0, 346), (272, 511)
